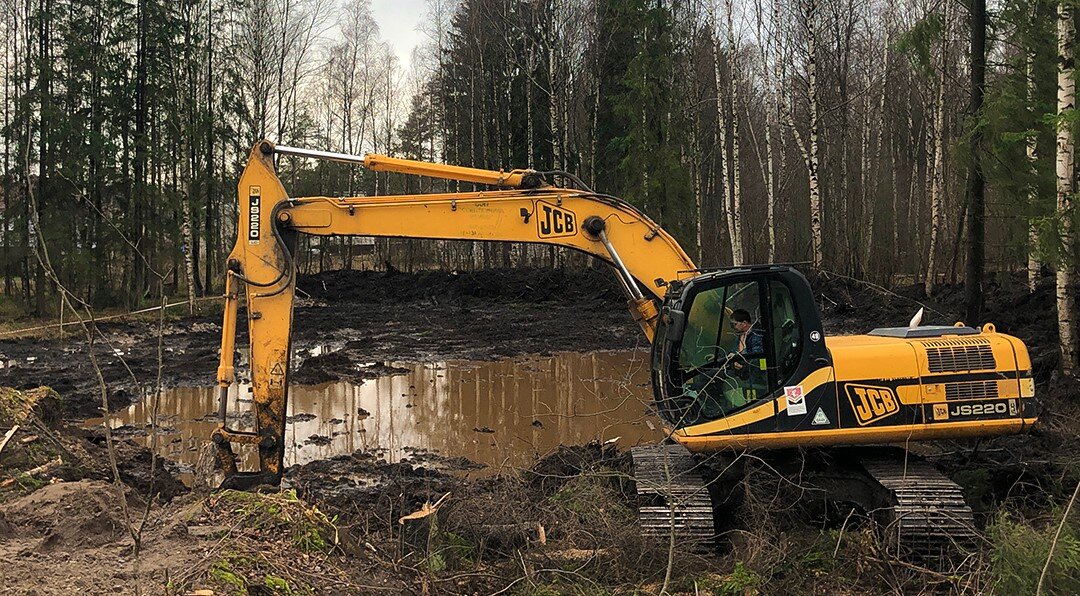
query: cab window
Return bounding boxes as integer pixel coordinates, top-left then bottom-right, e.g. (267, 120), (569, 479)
(769, 280), (802, 391)
(674, 280), (769, 424)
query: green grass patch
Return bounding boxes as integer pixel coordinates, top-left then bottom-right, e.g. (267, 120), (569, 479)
(990, 510), (1080, 594)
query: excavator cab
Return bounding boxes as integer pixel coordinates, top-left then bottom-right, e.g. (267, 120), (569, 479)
(651, 266), (831, 430)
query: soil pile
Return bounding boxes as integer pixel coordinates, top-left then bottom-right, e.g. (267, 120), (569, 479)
(0, 386), (187, 504)
(813, 270), (1062, 384)
(2, 479), (137, 550)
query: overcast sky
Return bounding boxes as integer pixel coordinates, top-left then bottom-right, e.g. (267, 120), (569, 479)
(370, 0), (427, 70)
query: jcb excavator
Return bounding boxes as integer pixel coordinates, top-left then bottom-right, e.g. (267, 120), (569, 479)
(214, 140), (1036, 558)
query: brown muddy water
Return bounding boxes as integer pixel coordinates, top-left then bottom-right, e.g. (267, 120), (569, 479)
(103, 350), (658, 482)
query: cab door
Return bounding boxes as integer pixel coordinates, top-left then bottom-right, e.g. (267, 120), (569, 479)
(653, 267), (832, 434)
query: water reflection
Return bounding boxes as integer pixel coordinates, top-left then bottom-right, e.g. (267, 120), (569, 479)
(107, 350), (658, 480)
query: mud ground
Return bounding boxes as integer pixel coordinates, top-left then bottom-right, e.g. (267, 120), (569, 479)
(0, 267), (1077, 594)
(0, 268), (644, 419)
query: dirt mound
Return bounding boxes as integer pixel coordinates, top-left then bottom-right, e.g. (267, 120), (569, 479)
(291, 351), (409, 385)
(1, 479), (137, 551)
(287, 450), (463, 519)
(525, 442), (632, 494)
(0, 387), (187, 504)
(84, 432), (189, 502)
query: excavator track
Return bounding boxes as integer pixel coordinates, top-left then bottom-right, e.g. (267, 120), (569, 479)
(860, 456), (978, 561)
(631, 444), (714, 543)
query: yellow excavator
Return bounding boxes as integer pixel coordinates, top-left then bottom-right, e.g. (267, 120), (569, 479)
(214, 140), (1036, 558)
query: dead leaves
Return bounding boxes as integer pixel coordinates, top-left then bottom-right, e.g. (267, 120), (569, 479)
(398, 491), (451, 525)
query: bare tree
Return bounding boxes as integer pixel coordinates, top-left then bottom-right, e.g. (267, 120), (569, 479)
(1028, 50), (1040, 293)
(1056, 0), (1076, 375)
(725, 0), (744, 265)
(924, 0), (949, 297)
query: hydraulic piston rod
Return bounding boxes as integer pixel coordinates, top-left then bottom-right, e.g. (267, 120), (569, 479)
(271, 142), (539, 189)
(582, 216), (644, 301)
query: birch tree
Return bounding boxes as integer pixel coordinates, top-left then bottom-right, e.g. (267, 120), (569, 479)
(1027, 50), (1040, 293)
(1055, 0), (1076, 375)
(712, 6), (735, 262)
(924, 0), (949, 296)
(785, 0), (822, 269)
(725, 0), (744, 265)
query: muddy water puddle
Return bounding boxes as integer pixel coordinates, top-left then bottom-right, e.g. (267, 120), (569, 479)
(105, 350), (657, 482)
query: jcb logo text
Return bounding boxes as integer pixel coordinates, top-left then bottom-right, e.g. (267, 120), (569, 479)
(845, 384), (900, 425)
(536, 201), (576, 238)
(248, 186), (262, 245)
(950, 402), (1007, 418)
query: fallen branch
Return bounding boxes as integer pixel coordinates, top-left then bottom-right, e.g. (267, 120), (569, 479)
(0, 425), (19, 457)
(0, 455), (62, 489)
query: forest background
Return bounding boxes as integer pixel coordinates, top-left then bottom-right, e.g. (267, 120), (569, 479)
(2, 0), (1078, 368)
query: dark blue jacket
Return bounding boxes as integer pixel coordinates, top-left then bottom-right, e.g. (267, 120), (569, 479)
(740, 327), (765, 358)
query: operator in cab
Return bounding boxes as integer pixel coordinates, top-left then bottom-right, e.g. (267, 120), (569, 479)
(730, 309), (764, 370)
(675, 283), (769, 425)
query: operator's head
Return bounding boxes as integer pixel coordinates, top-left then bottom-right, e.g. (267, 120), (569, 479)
(731, 309), (752, 333)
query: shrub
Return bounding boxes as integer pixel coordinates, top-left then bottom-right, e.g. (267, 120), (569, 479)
(989, 511), (1080, 594)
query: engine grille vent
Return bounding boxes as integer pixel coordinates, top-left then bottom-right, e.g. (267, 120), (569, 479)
(924, 341), (996, 373)
(945, 381), (999, 401)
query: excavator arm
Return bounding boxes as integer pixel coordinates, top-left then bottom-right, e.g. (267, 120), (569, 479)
(213, 140), (697, 487)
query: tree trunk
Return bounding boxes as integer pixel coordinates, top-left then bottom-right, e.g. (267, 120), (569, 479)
(181, 157), (197, 311)
(865, 11), (890, 277)
(725, 0), (744, 265)
(1027, 50), (1041, 293)
(690, 117), (704, 262)
(964, 0), (986, 324)
(1056, 0), (1076, 375)
(924, 1), (948, 297)
(807, 0), (822, 269)
(765, 0), (781, 262)
(712, 21), (735, 263)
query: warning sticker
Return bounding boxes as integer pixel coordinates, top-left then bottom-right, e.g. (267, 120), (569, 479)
(785, 385), (807, 416)
(269, 362), (285, 388)
(811, 408), (830, 425)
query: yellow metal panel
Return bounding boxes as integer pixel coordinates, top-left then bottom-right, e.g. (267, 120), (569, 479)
(827, 337), (920, 382)
(897, 384), (925, 405)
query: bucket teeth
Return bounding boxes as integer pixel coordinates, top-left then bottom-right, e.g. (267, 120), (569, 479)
(631, 444), (714, 542)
